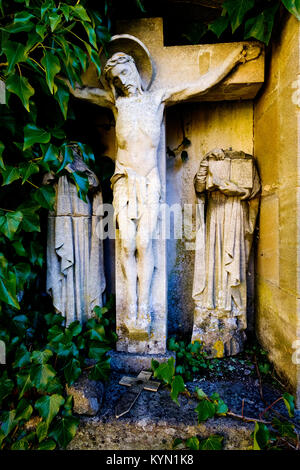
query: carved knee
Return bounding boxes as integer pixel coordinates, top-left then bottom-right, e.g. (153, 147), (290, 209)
(121, 237), (136, 258)
(136, 234), (151, 255)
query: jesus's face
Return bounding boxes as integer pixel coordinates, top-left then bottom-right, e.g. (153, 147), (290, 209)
(109, 62), (140, 97)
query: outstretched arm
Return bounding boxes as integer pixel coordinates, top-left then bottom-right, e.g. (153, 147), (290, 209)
(162, 44), (261, 105)
(61, 78), (115, 109)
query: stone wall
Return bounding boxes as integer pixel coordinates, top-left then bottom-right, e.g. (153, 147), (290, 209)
(166, 100), (254, 336)
(254, 14), (300, 404)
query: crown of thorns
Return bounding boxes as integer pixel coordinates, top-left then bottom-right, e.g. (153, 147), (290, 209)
(103, 52), (136, 79)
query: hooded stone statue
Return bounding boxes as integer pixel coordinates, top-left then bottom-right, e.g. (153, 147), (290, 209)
(45, 145), (106, 325)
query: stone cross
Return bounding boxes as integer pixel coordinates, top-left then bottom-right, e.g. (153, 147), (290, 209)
(75, 17), (264, 360)
(115, 370), (160, 418)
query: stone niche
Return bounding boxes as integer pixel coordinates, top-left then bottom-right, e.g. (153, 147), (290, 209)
(59, 12), (300, 405)
(85, 17), (263, 351)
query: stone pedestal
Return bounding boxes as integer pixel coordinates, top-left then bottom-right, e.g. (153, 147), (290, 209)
(108, 350), (175, 375)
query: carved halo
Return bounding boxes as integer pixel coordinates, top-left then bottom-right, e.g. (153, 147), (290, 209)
(99, 34), (155, 91)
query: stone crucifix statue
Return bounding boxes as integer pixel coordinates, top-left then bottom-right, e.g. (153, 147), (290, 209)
(64, 41), (261, 342)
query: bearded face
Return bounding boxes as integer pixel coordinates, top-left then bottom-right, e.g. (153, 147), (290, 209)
(104, 53), (142, 97)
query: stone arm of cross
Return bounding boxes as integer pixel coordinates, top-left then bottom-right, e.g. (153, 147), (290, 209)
(60, 77), (115, 109)
(162, 44), (262, 105)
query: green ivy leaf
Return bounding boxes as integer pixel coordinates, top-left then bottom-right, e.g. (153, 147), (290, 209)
(33, 185), (55, 209)
(13, 344), (31, 368)
(282, 392), (295, 418)
(76, 142), (95, 163)
(72, 5), (91, 22)
(88, 324), (106, 342)
(153, 357), (175, 385)
(15, 398), (33, 421)
(195, 399), (216, 422)
(0, 410), (17, 437)
(2, 41), (28, 74)
(170, 375), (185, 405)
(4, 20), (34, 34)
(41, 1), (52, 19)
(36, 23), (47, 39)
(29, 240), (44, 267)
(11, 437), (30, 450)
(49, 416), (79, 449)
(6, 75), (34, 112)
(70, 171), (89, 202)
(63, 358), (81, 385)
(47, 325), (64, 343)
(184, 436), (199, 450)
(0, 141), (5, 171)
(88, 345), (110, 360)
(215, 398), (228, 415)
(72, 46), (87, 72)
(253, 422), (270, 450)
(0, 211), (23, 240)
(17, 203), (41, 232)
(1, 166), (20, 185)
(31, 349), (53, 364)
(199, 435), (223, 450)
(0, 376), (14, 404)
(49, 12), (61, 32)
(272, 417), (297, 439)
(14, 262), (31, 291)
(90, 49), (102, 75)
(36, 421), (48, 443)
(223, 0), (255, 33)
(35, 394), (65, 426)
(58, 145), (73, 172)
(23, 124), (51, 150)
(37, 439), (57, 450)
(43, 143), (60, 163)
(67, 321), (82, 337)
(14, 11), (35, 24)
(172, 438), (184, 449)
(196, 388), (207, 399)
(0, 268), (20, 309)
(281, 0), (300, 20)
(17, 371), (32, 398)
(55, 82), (69, 119)
(21, 162), (39, 183)
(88, 357), (111, 381)
(41, 51), (61, 94)
(244, 3), (280, 45)
(12, 240), (27, 257)
(83, 22), (97, 48)
(30, 363), (56, 389)
(61, 4), (71, 21)
(208, 16), (230, 38)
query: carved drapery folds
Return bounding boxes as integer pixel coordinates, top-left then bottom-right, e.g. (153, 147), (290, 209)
(46, 146), (106, 325)
(192, 148), (261, 357)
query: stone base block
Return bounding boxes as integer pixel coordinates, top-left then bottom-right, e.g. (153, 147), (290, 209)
(66, 372), (104, 416)
(108, 350), (176, 374)
(68, 373), (286, 450)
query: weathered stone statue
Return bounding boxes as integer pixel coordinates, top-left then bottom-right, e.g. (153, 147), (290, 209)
(192, 148), (261, 356)
(45, 145), (106, 325)
(65, 42), (260, 341)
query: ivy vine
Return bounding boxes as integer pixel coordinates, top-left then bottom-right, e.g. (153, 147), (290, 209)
(179, 0), (300, 45)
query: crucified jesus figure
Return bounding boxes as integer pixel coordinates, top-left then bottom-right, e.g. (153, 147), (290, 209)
(64, 43), (260, 336)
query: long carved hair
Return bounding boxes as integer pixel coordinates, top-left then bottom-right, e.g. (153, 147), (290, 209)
(103, 52), (143, 97)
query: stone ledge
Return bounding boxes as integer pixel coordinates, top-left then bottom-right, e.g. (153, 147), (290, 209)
(68, 373), (287, 450)
(108, 350), (176, 374)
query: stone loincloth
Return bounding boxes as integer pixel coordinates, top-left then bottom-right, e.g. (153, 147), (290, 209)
(111, 161), (161, 223)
